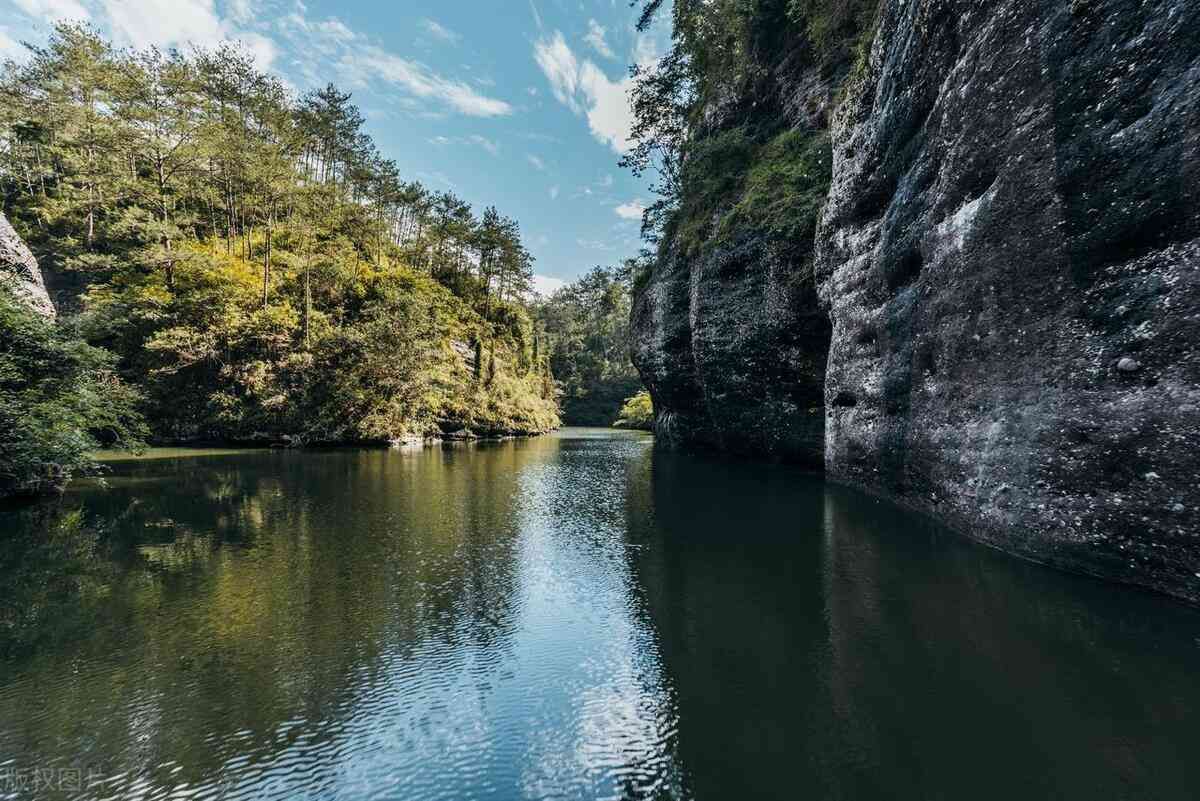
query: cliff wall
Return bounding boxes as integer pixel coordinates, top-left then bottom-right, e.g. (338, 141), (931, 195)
(0, 212), (54, 318)
(632, 0), (1200, 602)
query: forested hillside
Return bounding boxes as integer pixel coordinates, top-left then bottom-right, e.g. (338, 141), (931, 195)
(0, 25), (557, 459)
(533, 264), (642, 426)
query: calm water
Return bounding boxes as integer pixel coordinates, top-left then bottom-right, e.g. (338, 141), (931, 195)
(1, 429), (1198, 800)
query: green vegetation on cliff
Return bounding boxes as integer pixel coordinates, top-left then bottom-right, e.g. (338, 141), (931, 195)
(0, 26), (557, 457)
(625, 0), (876, 257)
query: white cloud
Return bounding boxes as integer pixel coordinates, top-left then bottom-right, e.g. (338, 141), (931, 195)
(534, 31), (583, 113)
(93, 0), (277, 69)
(528, 0), (543, 31)
(417, 170), (454, 188)
(583, 19), (614, 59)
(226, 0), (255, 25)
(421, 18), (460, 44)
(338, 45), (511, 117)
(14, 0), (89, 21)
(549, 185), (559, 200)
(470, 134), (499, 155)
(534, 31), (633, 153)
(429, 135), (500, 155)
(615, 200), (645, 221)
(105, 0), (221, 49)
(275, 9), (510, 117)
(532, 274), (565, 296)
(527, 154), (546, 171)
(0, 27), (22, 60)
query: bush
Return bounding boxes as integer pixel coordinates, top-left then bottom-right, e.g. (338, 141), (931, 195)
(613, 390), (654, 431)
(0, 286), (146, 498)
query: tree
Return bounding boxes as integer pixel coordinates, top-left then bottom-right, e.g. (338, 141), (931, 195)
(0, 25), (560, 454)
(534, 265), (642, 425)
(0, 284), (145, 498)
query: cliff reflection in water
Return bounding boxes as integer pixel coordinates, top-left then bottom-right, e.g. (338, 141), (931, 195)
(0, 431), (1198, 801)
(624, 448), (1200, 801)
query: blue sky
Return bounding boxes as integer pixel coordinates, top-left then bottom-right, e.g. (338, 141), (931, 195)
(0, 0), (670, 293)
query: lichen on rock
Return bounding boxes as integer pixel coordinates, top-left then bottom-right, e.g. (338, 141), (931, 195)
(0, 212), (54, 318)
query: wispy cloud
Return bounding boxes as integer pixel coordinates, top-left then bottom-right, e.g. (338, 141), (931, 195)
(421, 18), (460, 44)
(430, 134), (500, 156)
(417, 170), (455, 188)
(527, 154), (547, 171)
(533, 31), (633, 153)
(471, 135), (500, 155)
(0, 26), (21, 60)
(583, 19), (614, 59)
(349, 46), (512, 116)
(106, 0), (278, 68)
(276, 12), (512, 118)
(549, 185), (559, 200)
(14, 0), (89, 22)
(528, 0), (543, 31)
(615, 200), (645, 221)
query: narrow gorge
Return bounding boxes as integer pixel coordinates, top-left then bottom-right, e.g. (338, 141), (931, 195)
(632, 0), (1200, 602)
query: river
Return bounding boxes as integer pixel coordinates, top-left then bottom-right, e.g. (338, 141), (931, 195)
(0, 428), (1197, 800)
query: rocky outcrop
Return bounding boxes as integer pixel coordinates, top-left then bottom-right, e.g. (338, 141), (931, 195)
(817, 0), (1199, 603)
(633, 0), (1200, 602)
(632, 236), (831, 466)
(0, 212), (54, 318)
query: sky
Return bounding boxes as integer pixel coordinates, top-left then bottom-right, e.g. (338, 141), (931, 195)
(0, 0), (671, 295)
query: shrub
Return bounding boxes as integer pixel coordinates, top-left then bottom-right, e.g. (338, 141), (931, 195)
(0, 287), (146, 498)
(613, 391), (654, 431)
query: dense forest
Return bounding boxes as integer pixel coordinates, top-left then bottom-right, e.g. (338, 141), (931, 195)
(0, 25), (565, 495)
(533, 263), (645, 427)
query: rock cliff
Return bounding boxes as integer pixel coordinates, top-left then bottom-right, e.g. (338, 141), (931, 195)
(632, 0), (1200, 602)
(0, 212), (54, 318)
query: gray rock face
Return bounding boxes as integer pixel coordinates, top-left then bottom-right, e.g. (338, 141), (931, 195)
(632, 233), (831, 467)
(633, 0), (1200, 602)
(0, 212), (54, 318)
(818, 0), (1199, 602)
(630, 73), (839, 467)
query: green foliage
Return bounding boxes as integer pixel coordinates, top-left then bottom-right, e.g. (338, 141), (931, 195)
(0, 285), (145, 498)
(671, 127), (757, 254)
(534, 265), (643, 426)
(0, 25), (557, 454)
(627, 0), (878, 255)
(666, 127), (832, 256)
(723, 129), (832, 248)
(788, 0), (880, 65)
(613, 391), (654, 431)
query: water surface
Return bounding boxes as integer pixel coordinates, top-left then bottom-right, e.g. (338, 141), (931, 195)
(1, 429), (1197, 800)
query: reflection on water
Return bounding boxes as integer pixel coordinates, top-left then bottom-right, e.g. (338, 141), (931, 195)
(0, 430), (1197, 800)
